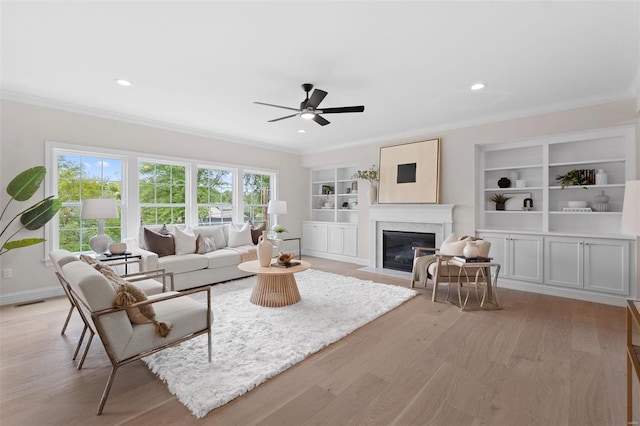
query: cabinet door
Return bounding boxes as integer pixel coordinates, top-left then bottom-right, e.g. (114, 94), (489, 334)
(544, 237), (583, 289)
(478, 233), (509, 277)
(509, 235), (543, 283)
(327, 225), (343, 254)
(327, 225), (358, 256)
(302, 223), (328, 253)
(583, 238), (629, 295)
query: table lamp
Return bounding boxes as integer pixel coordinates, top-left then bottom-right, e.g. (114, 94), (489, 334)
(267, 200), (287, 234)
(622, 180), (640, 236)
(81, 198), (119, 254)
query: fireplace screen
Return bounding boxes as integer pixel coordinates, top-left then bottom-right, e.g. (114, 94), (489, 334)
(382, 230), (436, 272)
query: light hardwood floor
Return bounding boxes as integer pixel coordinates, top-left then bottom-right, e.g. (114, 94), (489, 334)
(0, 256), (633, 425)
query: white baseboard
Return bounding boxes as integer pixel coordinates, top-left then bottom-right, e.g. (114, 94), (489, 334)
(301, 250), (368, 266)
(497, 279), (628, 307)
(0, 286), (64, 306)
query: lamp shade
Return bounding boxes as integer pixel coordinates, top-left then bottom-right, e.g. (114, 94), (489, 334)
(621, 180), (640, 236)
(81, 198), (119, 220)
(267, 200), (287, 215)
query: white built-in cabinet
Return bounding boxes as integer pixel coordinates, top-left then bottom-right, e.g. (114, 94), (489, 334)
(476, 125), (637, 304)
(545, 237), (630, 295)
(480, 233), (543, 283)
(304, 163), (360, 262)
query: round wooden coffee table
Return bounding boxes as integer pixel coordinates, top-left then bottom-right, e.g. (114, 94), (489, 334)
(238, 260), (311, 307)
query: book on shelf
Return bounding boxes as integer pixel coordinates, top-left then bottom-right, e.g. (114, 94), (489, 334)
(452, 256), (493, 263)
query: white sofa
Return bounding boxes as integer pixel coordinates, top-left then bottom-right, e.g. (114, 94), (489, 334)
(125, 224), (271, 291)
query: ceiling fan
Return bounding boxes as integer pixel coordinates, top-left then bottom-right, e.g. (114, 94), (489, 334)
(254, 83), (365, 126)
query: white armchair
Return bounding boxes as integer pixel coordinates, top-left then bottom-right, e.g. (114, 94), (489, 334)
(61, 261), (213, 414)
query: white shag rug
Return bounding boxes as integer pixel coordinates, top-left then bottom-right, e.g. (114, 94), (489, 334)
(143, 269), (417, 418)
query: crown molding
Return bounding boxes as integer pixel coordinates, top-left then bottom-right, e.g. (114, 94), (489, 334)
(0, 90), (302, 155)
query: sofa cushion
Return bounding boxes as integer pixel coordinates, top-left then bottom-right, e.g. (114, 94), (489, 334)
(228, 222), (252, 247)
(174, 226), (196, 255)
(158, 253), (209, 274)
(144, 227), (175, 257)
(203, 248), (243, 268)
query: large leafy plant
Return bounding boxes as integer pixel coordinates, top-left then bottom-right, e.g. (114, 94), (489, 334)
(0, 166), (61, 256)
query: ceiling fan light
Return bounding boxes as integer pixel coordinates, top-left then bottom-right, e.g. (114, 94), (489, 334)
(470, 82), (486, 91)
(301, 111), (315, 120)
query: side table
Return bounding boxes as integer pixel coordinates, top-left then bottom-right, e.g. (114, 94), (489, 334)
(269, 236), (302, 260)
(446, 257), (502, 311)
(96, 252), (142, 274)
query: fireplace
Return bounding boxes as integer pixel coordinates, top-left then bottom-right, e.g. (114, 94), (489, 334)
(368, 204), (454, 272)
(382, 230), (435, 272)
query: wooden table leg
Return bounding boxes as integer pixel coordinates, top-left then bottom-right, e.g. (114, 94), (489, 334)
(250, 273), (301, 307)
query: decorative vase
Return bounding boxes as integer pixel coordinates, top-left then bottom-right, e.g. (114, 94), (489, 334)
(496, 203), (506, 211)
(592, 190), (610, 212)
(595, 169), (608, 185)
(108, 242), (127, 255)
(368, 184), (377, 205)
(463, 241), (480, 258)
(498, 177), (511, 188)
(257, 230), (273, 267)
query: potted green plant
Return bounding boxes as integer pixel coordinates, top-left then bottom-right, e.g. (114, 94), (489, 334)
(555, 170), (590, 189)
(490, 193), (512, 211)
(1, 166), (62, 256)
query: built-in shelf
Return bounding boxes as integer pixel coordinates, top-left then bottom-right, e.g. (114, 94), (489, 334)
(549, 158), (626, 167)
(485, 186), (543, 191)
(484, 164), (543, 172)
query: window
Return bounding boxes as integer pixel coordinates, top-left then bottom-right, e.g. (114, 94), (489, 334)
(243, 172), (272, 224)
(139, 161), (186, 226)
(56, 153), (123, 252)
(197, 167), (233, 225)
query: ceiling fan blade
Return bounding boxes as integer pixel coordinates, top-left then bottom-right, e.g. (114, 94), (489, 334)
(319, 106), (365, 114)
(268, 113), (299, 123)
(254, 101), (300, 112)
(312, 115), (330, 126)
(306, 89), (328, 109)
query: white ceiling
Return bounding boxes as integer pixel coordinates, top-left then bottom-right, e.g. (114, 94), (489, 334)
(2, 1), (639, 154)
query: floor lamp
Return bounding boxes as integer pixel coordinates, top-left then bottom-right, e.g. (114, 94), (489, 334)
(81, 198), (119, 254)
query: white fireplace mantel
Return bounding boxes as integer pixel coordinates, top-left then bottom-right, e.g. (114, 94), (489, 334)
(369, 204), (454, 269)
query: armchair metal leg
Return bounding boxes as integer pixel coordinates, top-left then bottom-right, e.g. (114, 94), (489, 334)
(72, 324), (88, 360)
(208, 329), (212, 363)
(97, 366), (119, 415)
(77, 330), (95, 370)
(61, 304), (75, 335)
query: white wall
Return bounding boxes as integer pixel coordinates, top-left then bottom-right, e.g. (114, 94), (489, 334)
(0, 100), (308, 304)
(301, 99), (638, 264)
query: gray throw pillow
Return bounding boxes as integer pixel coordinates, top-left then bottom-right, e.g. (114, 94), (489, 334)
(144, 227), (175, 257)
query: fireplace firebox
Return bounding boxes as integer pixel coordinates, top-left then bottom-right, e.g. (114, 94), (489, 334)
(382, 230), (436, 272)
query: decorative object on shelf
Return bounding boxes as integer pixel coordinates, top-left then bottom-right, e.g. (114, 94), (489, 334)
(462, 241), (480, 258)
(321, 185), (334, 195)
(323, 201), (334, 208)
(515, 179), (526, 188)
(257, 230), (273, 267)
(378, 139), (441, 204)
(342, 202), (349, 209)
(497, 177), (511, 188)
(109, 242), (127, 255)
(351, 181), (358, 192)
(0, 166), (61, 256)
(345, 187), (351, 194)
(523, 198), (534, 211)
(595, 169), (608, 185)
(490, 193), (512, 211)
(562, 207), (592, 212)
(621, 180), (640, 235)
(353, 164), (379, 205)
(567, 200), (588, 208)
(82, 198), (119, 254)
(556, 169), (592, 188)
(317, 198), (325, 209)
(591, 190), (610, 212)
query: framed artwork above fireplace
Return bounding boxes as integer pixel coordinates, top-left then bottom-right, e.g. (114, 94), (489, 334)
(378, 138), (441, 204)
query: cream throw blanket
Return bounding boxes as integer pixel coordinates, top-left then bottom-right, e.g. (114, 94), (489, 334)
(229, 246), (258, 263)
(412, 254), (438, 285)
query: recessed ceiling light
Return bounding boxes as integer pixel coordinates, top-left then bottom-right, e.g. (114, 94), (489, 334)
(115, 79), (132, 87)
(298, 129), (306, 133)
(470, 82), (486, 91)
